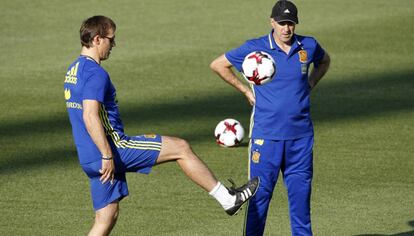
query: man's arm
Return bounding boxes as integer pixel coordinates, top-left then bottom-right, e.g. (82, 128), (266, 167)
(83, 99), (115, 184)
(308, 52), (331, 90)
(210, 54), (255, 105)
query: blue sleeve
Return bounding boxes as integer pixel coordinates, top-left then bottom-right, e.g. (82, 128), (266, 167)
(312, 40), (325, 68)
(82, 69), (109, 103)
(225, 41), (253, 72)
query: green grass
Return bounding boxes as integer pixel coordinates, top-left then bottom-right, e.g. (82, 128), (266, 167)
(1, 0), (413, 235)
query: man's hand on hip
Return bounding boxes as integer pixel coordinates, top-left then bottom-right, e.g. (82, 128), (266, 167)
(100, 158), (115, 184)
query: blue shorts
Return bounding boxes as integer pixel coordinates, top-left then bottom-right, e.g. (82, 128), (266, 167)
(81, 134), (162, 210)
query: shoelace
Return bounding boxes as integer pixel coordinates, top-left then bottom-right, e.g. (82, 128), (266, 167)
(228, 178), (254, 203)
(227, 178), (242, 195)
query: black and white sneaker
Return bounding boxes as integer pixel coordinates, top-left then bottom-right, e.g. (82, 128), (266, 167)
(225, 177), (260, 216)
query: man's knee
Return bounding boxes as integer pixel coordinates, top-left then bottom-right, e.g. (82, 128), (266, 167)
(165, 136), (191, 155)
(96, 212), (118, 226)
(95, 204), (119, 226)
(158, 136), (194, 163)
(175, 138), (191, 154)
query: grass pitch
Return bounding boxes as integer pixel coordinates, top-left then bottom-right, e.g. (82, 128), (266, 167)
(0, 0), (413, 235)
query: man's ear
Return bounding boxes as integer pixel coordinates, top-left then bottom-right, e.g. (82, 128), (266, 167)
(92, 35), (100, 46)
(270, 18), (276, 28)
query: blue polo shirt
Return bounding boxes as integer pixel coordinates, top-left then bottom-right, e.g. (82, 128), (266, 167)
(225, 30), (325, 140)
(64, 56), (125, 164)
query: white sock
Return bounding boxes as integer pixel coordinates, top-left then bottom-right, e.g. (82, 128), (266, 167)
(209, 182), (236, 210)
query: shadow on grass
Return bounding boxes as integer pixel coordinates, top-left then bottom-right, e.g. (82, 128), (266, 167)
(355, 220), (414, 236)
(0, 148), (78, 175)
(311, 70), (414, 122)
(0, 69), (413, 174)
(2, 70), (414, 137)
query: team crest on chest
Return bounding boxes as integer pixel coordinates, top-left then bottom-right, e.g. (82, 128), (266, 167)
(298, 50), (308, 63)
(252, 151), (260, 163)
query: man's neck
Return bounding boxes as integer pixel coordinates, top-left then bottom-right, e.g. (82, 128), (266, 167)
(80, 47), (100, 64)
(273, 33), (293, 54)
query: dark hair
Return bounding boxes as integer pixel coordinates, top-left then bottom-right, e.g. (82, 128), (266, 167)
(80, 15), (116, 48)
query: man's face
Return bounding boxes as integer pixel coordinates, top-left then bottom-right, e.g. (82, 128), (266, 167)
(271, 19), (295, 44)
(99, 28), (116, 61)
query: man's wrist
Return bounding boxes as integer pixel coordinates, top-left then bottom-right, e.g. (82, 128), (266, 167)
(102, 155), (113, 160)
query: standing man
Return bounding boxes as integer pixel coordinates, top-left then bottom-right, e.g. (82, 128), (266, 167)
(64, 15), (259, 236)
(210, 1), (330, 235)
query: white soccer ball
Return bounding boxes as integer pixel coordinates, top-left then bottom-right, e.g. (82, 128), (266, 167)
(242, 51), (275, 85)
(214, 118), (245, 147)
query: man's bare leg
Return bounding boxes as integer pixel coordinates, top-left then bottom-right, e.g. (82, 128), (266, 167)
(156, 136), (217, 191)
(155, 136), (259, 216)
(88, 201), (119, 236)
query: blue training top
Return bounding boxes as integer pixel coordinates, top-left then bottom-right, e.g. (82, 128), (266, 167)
(225, 30), (325, 140)
(64, 56), (125, 164)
